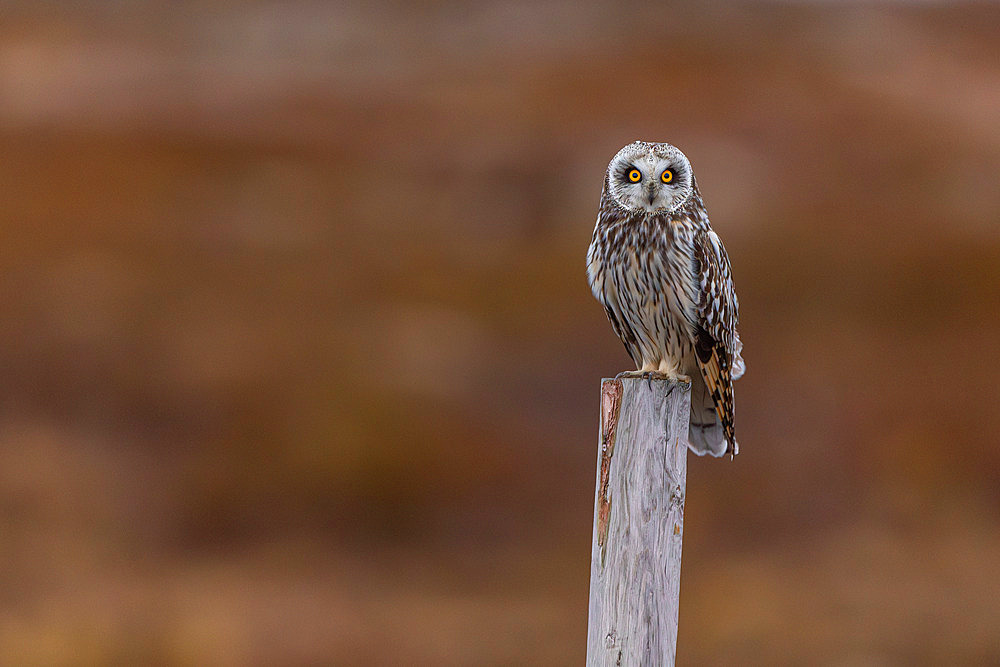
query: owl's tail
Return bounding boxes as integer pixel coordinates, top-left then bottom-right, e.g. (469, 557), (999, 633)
(687, 371), (733, 457)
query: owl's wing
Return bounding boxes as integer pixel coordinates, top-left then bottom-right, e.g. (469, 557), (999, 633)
(587, 197), (644, 368)
(693, 229), (743, 456)
(587, 240), (641, 368)
(601, 296), (641, 368)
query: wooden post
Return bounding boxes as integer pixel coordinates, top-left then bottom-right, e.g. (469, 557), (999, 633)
(587, 377), (690, 666)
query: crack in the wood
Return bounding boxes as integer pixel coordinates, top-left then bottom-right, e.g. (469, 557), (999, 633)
(669, 484), (685, 511)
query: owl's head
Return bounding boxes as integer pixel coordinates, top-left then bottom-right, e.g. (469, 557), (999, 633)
(605, 141), (695, 214)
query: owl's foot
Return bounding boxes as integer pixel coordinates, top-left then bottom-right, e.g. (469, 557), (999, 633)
(615, 370), (686, 390)
(615, 369), (657, 389)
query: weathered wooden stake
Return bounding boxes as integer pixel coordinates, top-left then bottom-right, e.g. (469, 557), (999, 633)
(587, 377), (690, 666)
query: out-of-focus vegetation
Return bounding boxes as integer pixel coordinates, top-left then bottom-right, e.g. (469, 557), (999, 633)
(2, 2), (999, 664)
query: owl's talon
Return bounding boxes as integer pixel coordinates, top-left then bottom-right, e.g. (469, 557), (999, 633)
(615, 370), (671, 389)
(616, 370), (689, 388)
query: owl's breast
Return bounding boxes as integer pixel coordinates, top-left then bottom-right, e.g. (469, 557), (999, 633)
(645, 223), (699, 328)
(590, 218), (698, 338)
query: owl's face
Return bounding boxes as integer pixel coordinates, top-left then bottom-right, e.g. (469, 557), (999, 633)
(605, 141), (694, 214)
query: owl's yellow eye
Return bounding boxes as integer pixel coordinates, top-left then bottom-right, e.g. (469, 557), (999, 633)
(627, 169), (642, 183)
(661, 169), (674, 184)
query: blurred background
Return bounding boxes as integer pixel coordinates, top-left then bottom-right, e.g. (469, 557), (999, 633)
(2, 1), (999, 664)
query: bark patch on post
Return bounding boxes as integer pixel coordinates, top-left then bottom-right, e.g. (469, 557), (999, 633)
(596, 379), (622, 554)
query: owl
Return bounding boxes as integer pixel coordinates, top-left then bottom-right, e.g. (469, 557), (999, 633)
(587, 141), (745, 457)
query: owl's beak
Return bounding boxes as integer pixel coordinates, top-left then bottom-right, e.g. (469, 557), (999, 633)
(646, 185), (657, 206)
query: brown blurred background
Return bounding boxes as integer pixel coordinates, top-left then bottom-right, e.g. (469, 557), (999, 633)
(2, 1), (999, 664)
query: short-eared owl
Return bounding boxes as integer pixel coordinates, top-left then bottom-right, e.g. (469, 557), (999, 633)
(587, 141), (745, 457)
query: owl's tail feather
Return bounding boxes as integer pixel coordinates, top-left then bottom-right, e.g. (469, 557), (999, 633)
(687, 372), (730, 457)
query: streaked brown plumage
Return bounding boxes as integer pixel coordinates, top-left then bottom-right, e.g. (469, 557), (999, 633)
(587, 141), (744, 457)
